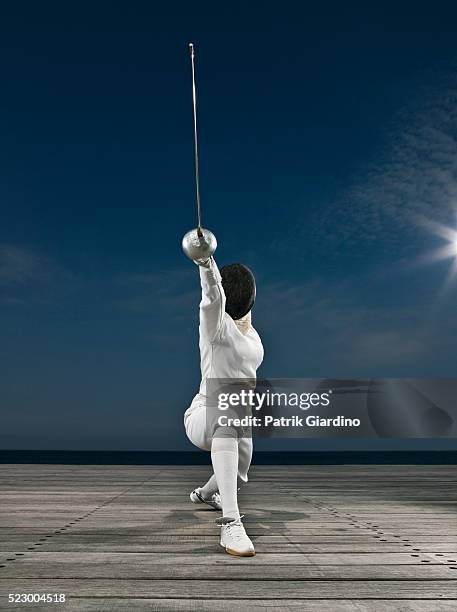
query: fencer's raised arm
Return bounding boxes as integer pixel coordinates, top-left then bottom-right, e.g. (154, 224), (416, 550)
(199, 257), (226, 341)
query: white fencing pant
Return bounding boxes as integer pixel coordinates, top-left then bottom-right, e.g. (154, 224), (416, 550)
(184, 396), (253, 483)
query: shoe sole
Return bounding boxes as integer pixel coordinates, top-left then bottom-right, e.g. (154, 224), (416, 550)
(190, 491), (222, 511)
(224, 546), (256, 557)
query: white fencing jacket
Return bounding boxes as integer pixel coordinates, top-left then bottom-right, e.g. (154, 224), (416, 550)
(193, 257), (264, 403)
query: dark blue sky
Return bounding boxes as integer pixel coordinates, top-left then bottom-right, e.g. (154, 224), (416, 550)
(1, 2), (457, 450)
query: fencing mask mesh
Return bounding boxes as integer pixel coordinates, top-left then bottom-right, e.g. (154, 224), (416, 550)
(220, 263), (256, 320)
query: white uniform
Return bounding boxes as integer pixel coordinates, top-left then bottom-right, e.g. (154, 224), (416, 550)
(184, 257), (264, 481)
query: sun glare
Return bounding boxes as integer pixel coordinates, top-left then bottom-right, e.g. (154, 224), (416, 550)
(415, 215), (457, 292)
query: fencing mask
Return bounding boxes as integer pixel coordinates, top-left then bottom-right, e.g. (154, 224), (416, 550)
(220, 263), (256, 320)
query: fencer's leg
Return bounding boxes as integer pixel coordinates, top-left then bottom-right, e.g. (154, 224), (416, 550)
(190, 472), (222, 511)
(211, 427), (240, 520)
(200, 473), (218, 498)
(237, 437), (253, 487)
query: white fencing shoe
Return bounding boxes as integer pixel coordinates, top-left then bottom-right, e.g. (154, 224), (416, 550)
(216, 515), (255, 557)
(190, 488), (222, 511)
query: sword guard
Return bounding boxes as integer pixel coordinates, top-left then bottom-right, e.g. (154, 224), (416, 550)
(182, 227), (217, 262)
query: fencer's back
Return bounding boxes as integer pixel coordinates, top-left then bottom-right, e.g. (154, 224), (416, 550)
(196, 258), (263, 398)
(198, 314), (264, 397)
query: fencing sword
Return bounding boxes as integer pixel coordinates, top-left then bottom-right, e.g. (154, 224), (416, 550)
(182, 42), (217, 263)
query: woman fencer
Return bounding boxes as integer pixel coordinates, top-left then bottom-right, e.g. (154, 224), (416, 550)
(184, 255), (263, 557)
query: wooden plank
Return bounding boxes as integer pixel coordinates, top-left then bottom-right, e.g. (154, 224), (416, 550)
(2, 562), (457, 581)
(1, 578), (457, 599)
(3, 527), (456, 541)
(4, 598), (453, 611)
(4, 506), (457, 519)
(1, 559), (456, 580)
(1, 551), (454, 566)
(4, 543), (454, 555)
(1, 533), (455, 552)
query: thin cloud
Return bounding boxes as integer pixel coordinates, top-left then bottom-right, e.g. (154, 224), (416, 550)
(113, 267), (199, 317)
(0, 244), (75, 308)
(293, 69), (457, 258)
(256, 278), (451, 373)
(0, 245), (51, 284)
(340, 330), (428, 367)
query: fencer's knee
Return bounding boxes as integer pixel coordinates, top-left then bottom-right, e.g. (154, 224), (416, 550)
(212, 425), (239, 440)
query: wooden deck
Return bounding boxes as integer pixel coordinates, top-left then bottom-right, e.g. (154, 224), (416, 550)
(0, 464), (456, 610)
